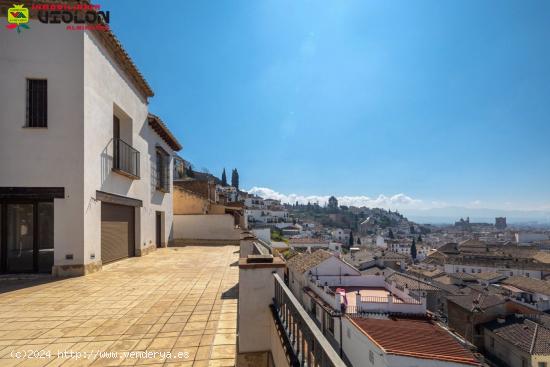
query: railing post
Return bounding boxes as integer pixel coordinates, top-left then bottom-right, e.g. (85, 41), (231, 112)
(238, 256), (286, 366)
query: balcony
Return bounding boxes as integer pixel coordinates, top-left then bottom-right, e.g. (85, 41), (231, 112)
(156, 164), (170, 192)
(237, 252), (346, 367)
(155, 148), (170, 193)
(272, 273), (346, 367)
(305, 275), (427, 316)
(113, 138), (140, 179)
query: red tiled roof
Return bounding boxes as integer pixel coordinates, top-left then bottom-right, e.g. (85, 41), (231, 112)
(1, 0), (155, 99)
(286, 250), (333, 274)
(485, 316), (550, 355)
(348, 317), (479, 365)
(148, 114), (182, 151)
(289, 238), (329, 244)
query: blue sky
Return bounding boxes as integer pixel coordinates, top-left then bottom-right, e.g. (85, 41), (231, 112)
(108, 0), (550, 211)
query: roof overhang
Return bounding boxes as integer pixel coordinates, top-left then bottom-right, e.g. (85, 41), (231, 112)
(0, 0), (154, 100)
(148, 113), (182, 151)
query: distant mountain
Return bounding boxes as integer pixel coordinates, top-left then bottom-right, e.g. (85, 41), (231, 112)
(400, 206), (550, 225)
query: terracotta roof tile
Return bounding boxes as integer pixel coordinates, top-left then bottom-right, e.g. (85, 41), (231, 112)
(448, 293), (505, 312)
(148, 113), (182, 151)
(502, 276), (550, 296)
(485, 316), (550, 355)
(286, 249), (333, 274)
(386, 272), (439, 292)
(4, 0), (155, 98)
(471, 272), (506, 282)
(289, 238), (328, 245)
(349, 316), (479, 365)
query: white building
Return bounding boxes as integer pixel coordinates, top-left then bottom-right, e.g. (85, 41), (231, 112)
(331, 228), (350, 243)
(287, 238), (343, 253)
(245, 208), (289, 225)
(500, 276), (550, 311)
(286, 250), (479, 367)
(387, 241), (431, 260)
(0, 16), (181, 275)
(244, 196), (265, 209)
(216, 185), (239, 203)
(515, 232), (549, 245)
(444, 263), (544, 280)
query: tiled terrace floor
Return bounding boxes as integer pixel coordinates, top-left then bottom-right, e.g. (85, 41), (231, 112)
(0, 246), (239, 367)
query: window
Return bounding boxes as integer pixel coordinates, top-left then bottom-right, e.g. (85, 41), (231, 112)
(369, 350), (374, 364)
(156, 147), (170, 192)
(538, 362), (547, 367)
(328, 316), (334, 334)
(26, 79), (47, 127)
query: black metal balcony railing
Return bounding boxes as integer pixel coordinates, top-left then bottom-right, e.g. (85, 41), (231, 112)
(156, 166), (170, 192)
(156, 150), (170, 193)
(272, 273), (346, 367)
(113, 138), (140, 179)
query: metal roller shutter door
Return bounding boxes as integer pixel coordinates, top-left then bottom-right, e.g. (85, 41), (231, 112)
(101, 203), (135, 264)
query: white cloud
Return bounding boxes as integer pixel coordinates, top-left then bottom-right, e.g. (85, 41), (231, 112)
(246, 187), (422, 209)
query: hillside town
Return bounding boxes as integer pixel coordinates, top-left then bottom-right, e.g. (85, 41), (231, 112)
(166, 161), (550, 366)
(1, 1), (549, 367)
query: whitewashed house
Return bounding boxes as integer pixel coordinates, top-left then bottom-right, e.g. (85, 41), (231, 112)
(0, 12), (181, 275)
(286, 250), (480, 367)
(331, 228), (350, 243)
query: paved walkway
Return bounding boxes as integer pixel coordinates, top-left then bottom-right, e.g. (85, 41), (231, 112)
(0, 246), (239, 367)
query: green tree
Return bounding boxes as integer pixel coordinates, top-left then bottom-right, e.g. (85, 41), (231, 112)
(388, 229), (394, 239)
(348, 231), (354, 247)
(221, 168), (227, 186)
(417, 234), (423, 242)
(357, 237), (361, 245)
(411, 238), (417, 260)
(231, 168), (239, 189)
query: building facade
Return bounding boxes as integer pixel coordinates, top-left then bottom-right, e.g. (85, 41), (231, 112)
(0, 14), (181, 275)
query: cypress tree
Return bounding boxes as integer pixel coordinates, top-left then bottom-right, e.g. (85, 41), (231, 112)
(411, 238), (417, 260)
(221, 168), (227, 186)
(231, 168), (239, 189)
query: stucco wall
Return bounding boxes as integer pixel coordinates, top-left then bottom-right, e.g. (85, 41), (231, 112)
(238, 264), (285, 353)
(0, 22), (176, 272)
(343, 317), (474, 367)
(173, 214), (240, 240)
(252, 228), (271, 243)
(82, 31), (174, 267)
(173, 187), (208, 215)
(483, 328), (528, 367)
(0, 21), (86, 266)
(444, 264), (542, 280)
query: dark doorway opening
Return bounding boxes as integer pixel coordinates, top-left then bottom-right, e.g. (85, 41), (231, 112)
(0, 200), (54, 273)
(156, 211), (162, 248)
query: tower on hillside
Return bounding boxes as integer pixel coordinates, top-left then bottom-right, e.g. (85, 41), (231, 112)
(328, 196), (338, 209)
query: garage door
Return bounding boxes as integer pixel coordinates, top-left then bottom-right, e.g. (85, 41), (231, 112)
(101, 203), (135, 264)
